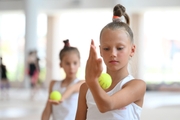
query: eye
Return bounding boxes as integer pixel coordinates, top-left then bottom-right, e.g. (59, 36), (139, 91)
(117, 47), (124, 50)
(103, 48), (110, 51)
(74, 61), (77, 65)
(65, 62), (70, 65)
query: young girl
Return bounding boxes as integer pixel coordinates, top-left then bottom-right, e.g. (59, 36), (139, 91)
(75, 4), (146, 120)
(26, 50), (40, 99)
(41, 39), (84, 120)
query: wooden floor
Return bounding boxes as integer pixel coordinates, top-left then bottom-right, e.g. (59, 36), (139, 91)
(0, 88), (180, 120)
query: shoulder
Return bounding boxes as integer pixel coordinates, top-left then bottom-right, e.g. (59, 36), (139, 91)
(133, 79), (146, 86)
(77, 83), (88, 101)
(49, 80), (59, 92)
(72, 79), (85, 85)
(124, 79), (146, 92)
(123, 79), (146, 102)
(79, 82), (88, 93)
(49, 80), (57, 86)
(127, 79), (146, 86)
(77, 80), (85, 84)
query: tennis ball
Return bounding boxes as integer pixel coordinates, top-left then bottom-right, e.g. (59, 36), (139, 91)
(50, 91), (62, 101)
(98, 73), (112, 90)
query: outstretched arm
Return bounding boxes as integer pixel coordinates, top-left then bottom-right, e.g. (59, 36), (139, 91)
(41, 80), (55, 120)
(48, 80), (85, 105)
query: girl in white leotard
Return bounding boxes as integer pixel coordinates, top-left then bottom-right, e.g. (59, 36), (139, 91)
(42, 39), (84, 120)
(75, 4), (146, 120)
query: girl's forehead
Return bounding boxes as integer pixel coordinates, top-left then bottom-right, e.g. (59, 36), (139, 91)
(101, 28), (128, 37)
(100, 29), (130, 43)
(65, 52), (78, 57)
(62, 52), (79, 60)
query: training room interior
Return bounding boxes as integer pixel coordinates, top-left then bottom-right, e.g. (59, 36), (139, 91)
(0, 0), (180, 120)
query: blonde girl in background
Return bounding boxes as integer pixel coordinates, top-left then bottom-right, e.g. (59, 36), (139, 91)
(42, 39), (84, 120)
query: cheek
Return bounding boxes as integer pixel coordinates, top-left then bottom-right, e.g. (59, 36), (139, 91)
(117, 51), (129, 60)
(101, 52), (109, 59)
(73, 63), (80, 69)
(75, 64), (80, 69)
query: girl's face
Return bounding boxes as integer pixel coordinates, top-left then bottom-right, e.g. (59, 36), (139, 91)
(100, 28), (135, 71)
(60, 52), (80, 78)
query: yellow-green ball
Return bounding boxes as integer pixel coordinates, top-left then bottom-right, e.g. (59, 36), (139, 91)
(98, 73), (112, 90)
(50, 91), (62, 101)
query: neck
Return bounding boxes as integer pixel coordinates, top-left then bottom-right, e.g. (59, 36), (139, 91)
(62, 76), (77, 86)
(107, 67), (129, 83)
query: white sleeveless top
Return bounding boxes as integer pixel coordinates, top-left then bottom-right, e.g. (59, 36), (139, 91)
(52, 78), (79, 120)
(86, 75), (142, 120)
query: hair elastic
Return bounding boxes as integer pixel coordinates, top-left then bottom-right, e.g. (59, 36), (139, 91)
(112, 16), (122, 22)
(112, 16), (120, 19)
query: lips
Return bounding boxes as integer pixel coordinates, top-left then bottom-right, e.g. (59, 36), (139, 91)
(109, 60), (118, 63)
(69, 72), (75, 74)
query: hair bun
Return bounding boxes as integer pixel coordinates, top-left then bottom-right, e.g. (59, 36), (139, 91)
(113, 4), (130, 25)
(113, 4), (126, 17)
(63, 39), (70, 48)
(119, 5), (126, 13)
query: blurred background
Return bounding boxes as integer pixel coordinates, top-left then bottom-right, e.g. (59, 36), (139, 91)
(0, 0), (180, 120)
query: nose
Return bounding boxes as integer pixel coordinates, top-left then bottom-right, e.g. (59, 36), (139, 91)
(110, 48), (117, 58)
(69, 64), (74, 69)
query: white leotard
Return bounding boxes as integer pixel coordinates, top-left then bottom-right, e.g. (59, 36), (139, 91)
(86, 75), (142, 120)
(52, 78), (79, 120)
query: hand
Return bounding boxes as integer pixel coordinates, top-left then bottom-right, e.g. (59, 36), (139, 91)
(85, 39), (103, 84)
(48, 99), (63, 105)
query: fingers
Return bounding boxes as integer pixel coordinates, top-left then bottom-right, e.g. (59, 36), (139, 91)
(89, 39), (98, 60)
(97, 58), (103, 72)
(88, 40), (93, 60)
(91, 39), (95, 47)
(91, 39), (96, 50)
(92, 45), (98, 60)
(48, 99), (61, 105)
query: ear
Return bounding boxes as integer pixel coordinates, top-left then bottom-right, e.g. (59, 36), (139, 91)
(130, 44), (136, 57)
(99, 45), (103, 57)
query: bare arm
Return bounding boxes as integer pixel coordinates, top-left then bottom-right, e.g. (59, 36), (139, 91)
(87, 79), (146, 113)
(41, 80), (56, 120)
(75, 83), (88, 120)
(48, 80), (85, 105)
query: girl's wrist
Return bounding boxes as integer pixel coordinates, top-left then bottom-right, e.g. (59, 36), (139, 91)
(86, 78), (99, 88)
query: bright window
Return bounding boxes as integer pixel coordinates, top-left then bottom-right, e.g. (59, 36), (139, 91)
(0, 13), (47, 82)
(144, 10), (180, 84)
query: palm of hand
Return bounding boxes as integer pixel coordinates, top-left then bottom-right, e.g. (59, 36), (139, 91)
(48, 99), (63, 105)
(85, 40), (103, 82)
